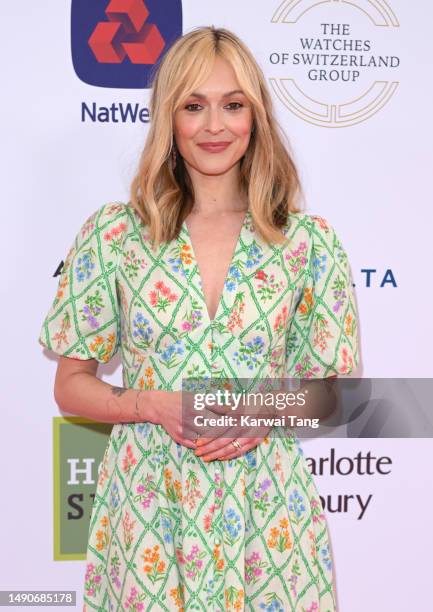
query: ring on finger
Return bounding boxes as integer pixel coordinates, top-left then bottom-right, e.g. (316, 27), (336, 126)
(231, 439), (242, 450)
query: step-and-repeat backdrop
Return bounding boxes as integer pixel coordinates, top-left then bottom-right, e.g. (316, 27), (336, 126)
(2, 1), (432, 610)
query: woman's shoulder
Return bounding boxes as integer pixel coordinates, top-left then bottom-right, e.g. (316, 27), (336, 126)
(285, 211), (336, 245)
(83, 201), (147, 237)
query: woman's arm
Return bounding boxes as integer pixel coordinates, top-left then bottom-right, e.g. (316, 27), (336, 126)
(53, 356), (165, 425)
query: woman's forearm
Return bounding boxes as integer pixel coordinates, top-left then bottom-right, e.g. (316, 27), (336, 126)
(54, 370), (167, 425)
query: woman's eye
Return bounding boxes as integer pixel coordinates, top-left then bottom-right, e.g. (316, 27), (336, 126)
(185, 103), (202, 112)
(226, 102), (243, 110)
(184, 102), (244, 112)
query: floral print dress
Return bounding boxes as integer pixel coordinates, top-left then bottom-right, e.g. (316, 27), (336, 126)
(39, 202), (359, 612)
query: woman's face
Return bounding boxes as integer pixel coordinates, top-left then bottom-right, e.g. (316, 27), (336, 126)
(173, 56), (254, 177)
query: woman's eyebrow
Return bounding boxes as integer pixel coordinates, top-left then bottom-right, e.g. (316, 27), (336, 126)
(187, 89), (246, 99)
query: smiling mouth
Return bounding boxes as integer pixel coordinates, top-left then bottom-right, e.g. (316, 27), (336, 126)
(197, 142), (232, 152)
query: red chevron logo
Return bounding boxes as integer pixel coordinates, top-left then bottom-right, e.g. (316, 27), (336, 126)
(88, 0), (165, 64)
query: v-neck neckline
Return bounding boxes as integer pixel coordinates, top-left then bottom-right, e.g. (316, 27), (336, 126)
(179, 209), (251, 325)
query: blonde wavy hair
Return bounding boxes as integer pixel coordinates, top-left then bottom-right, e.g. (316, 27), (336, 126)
(129, 26), (304, 246)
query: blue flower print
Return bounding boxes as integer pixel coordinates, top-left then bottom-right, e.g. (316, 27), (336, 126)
(312, 252), (327, 282)
(161, 515), (173, 544)
(245, 241), (263, 268)
(132, 312), (154, 350)
(246, 450), (257, 469)
(233, 335), (265, 370)
(224, 264), (242, 292)
(321, 543), (332, 571)
(168, 255), (187, 277)
(109, 480), (121, 513)
(258, 596), (285, 611)
(158, 339), (185, 368)
(75, 249), (96, 282)
(136, 422), (151, 438)
(288, 489), (306, 523)
(223, 508), (242, 544)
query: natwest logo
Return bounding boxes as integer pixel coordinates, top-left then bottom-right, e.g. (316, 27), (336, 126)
(71, 0), (182, 89)
(88, 0), (165, 65)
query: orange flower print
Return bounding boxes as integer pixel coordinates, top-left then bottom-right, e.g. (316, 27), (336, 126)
(164, 468), (183, 503)
(180, 244), (192, 265)
(89, 332), (116, 362)
(312, 313), (333, 353)
(225, 586), (244, 611)
(184, 470), (203, 512)
(95, 515), (110, 551)
(141, 544), (166, 585)
(345, 313), (355, 336)
(311, 215), (330, 232)
(52, 310), (71, 350)
(53, 275), (69, 309)
(267, 518), (293, 552)
(138, 366), (155, 390)
(169, 584), (185, 611)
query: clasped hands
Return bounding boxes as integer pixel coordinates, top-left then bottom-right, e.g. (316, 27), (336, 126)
(183, 389), (281, 462)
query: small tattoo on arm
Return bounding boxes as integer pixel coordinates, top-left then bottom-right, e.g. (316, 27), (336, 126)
(111, 386), (127, 397)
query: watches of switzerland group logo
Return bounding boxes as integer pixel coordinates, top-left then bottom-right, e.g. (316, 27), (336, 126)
(71, 0), (182, 88)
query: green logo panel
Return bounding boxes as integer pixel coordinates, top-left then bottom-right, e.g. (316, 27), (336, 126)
(53, 417), (111, 560)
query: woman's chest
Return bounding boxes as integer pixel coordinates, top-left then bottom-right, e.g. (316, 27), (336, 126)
(116, 221), (310, 356)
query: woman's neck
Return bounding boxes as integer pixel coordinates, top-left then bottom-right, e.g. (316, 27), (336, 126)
(185, 161), (247, 215)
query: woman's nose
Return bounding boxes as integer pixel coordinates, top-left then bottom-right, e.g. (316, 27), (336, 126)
(204, 107), (225, 133)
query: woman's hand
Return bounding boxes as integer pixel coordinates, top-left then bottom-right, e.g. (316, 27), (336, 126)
(154, 390), (199, 450)
(193, 430), (272, 462)
(190, 390), (278, 461)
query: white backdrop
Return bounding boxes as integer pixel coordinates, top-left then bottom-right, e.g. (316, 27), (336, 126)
(2, 1), (432, 610)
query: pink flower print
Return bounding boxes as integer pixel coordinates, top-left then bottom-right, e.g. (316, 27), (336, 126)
(148, 281), (178, 312)
(103, 222), (127, 255)
(134, 474), (156, 510)
(149, 291), (158, 307)
(285, 241), (308, 275)
(245, 551), (268, 585)
(122, 444), (137, 476)
(339, 346), (354, 374)
(273, 305), (288, 334)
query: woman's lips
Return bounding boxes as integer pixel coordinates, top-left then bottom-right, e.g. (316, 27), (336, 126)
(197, 142), (232, 153)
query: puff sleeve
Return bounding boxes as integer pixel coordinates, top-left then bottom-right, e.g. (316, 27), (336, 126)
(285, 215), (359, 378)
(38, 202), (129, 363)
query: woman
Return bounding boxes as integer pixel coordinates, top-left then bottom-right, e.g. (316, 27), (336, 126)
(39, 26), (359, 612)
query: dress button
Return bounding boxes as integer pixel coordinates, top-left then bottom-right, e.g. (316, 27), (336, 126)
(215, 468), (220, 475)
(214, 538), (221, 545)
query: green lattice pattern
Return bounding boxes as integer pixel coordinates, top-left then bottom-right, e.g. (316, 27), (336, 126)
(39, 202), (359, 611)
